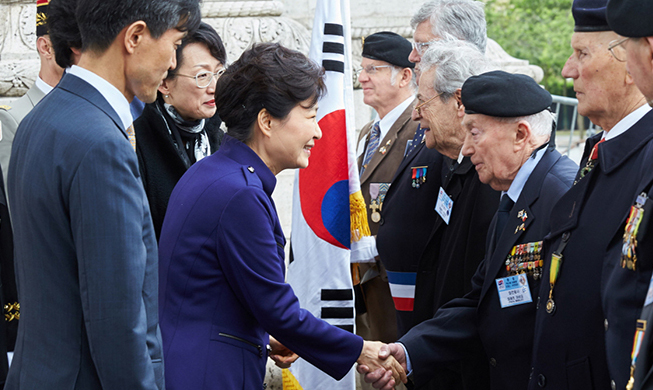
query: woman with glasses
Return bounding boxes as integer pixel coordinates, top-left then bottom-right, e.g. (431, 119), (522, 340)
(135, 22), (226, 239)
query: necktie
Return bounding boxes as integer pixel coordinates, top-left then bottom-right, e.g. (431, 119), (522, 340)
(126, 124), (136, 152)
(361, 121), (381, 176)
(576, 138), (604, 182)
(495, 194), (514, 247)
(405, 124), (425, 157)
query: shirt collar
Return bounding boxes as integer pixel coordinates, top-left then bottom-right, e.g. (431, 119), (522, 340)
(34, 76), (54, 95)
(602, 103), (651, 141)
(505, 146), (547, 203)
(375, 95), (415, 141)
(67, 65), (133, 131)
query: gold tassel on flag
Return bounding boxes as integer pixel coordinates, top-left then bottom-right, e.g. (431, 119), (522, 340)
(282, 368), (304, 390)
(350, 190), (371, 242)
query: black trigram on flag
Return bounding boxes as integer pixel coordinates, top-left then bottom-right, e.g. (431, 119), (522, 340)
(322, 23), (345, 74)
(320, 288), (354, 333)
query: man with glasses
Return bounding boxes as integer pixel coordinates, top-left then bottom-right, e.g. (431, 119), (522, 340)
(526, 0), (653, 389)
(408, 0), (486, 79)
(353, 31), (418, 360)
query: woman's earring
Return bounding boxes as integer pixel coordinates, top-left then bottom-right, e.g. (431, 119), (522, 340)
(164, 95), (169, 98)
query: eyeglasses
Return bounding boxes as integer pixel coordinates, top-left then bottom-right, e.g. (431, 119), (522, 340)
(177, 68), (226, 88)
(355, 64), (393, 78)
(412, 41), (432, 56)
(414, 93), (443, 116)
(608, 37), (629, 62)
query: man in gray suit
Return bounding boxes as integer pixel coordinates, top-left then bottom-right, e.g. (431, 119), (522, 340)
(0, 0), (64, 188)
(5, 0), (200, 388)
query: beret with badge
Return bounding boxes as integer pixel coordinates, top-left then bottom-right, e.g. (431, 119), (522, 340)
(607, 0), (653, 37)
(362, 31), (415, 69)
(36, 0), (50, 37)
(461, 70), (552, 117)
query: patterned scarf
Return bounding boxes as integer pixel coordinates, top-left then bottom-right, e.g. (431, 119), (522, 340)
(163, 103), (210, 161)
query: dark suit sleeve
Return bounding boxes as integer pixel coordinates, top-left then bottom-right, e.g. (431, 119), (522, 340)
(400, 258), (486, 388)
(69, 134), (157, 390)
(216, 186), (364, 380)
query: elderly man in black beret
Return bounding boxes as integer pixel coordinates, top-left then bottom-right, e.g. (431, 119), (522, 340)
(359, 68), (577, 390)
(606, 2), (653, 389)
(526, 0), (653, 389)
(353, 31), (418, 353)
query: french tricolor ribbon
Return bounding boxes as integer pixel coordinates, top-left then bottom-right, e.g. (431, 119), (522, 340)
(386, 271), (416, 311)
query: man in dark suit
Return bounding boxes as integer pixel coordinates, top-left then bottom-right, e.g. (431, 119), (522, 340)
(360, 70), (578, 390)
(377, 40), (499, 390)
(607, 2), (653, 389)
(5, 0), (201, 388)
(526, 1), (653, 389)
(354, 31), (418, 345)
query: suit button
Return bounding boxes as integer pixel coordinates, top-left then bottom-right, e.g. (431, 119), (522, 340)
(605, 319), (609, 331)
(489, 358), (497, 367)
(379, 217), (384, 225)
(538, 374), (546, 387)
(611, 380), (616, 390)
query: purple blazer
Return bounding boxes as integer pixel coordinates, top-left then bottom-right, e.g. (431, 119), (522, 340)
(159, 135), (363, 389)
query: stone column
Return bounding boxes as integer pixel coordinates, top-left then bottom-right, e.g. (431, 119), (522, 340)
(0, 0), (38, 103)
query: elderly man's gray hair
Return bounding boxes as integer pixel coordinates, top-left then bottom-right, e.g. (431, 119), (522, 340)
(420, 39), (489, 102)
(498, 110), (555, 139)
(411, 0), (487, 53)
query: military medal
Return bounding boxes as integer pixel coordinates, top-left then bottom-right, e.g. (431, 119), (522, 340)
(369, 184), (381, 223)
(378, 183), (390, 211)
(546, 251), (562, 314)
(505, 241), (543, 279)
(621, 192), (648, 271)
(411, 166), (428, 188)
(626, 319), (647, 390)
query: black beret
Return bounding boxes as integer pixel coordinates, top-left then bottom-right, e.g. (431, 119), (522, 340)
(572, 0), (611, 32)
(461, 70), (552, 117)
(362, 31), (414, 69)
(607, 0), (653, 37)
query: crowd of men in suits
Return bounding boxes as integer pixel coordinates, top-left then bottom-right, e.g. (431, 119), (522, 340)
(3, 0), (653, 388)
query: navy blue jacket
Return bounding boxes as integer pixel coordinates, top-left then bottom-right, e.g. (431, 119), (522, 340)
(530, 111), (653, 390)
(159, 135), (363, 390)
(400, 148), (577, 390)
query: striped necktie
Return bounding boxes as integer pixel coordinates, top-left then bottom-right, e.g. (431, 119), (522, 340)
(361, 121), (381, 176)
(126, 124), (136, 152)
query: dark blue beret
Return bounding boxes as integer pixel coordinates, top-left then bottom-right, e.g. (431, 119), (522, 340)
(362, 31), (415, 69)
(607, 0), (653, 37)
(461, 71), (552, 117)
(572, 0), (611, 32)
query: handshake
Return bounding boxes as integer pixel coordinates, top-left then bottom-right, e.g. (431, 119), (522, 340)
(357, 341), (408, 389)
(269, 338), (407, 389)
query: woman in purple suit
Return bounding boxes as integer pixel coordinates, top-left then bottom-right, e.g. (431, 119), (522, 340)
(158, 43), (405, 390)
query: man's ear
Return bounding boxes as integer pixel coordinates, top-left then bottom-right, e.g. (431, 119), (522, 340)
(398, 68), (413, 88)
(454, 89), (465, 118)
(514, 120), (532, 152)
(123, 21), (148, 54)
(36, 36), (54, 59)
(158, 79), (171, 96)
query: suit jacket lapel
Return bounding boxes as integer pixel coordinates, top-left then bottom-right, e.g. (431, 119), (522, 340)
(58, 73), (126, 137)
(480, 149), (561, 300)
(360, 101), (415, 184)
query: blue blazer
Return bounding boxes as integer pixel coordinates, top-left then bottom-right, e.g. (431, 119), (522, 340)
(400, 148), (577, 390)
(159, 135), (363, 390)
(6, 73), (163, 390)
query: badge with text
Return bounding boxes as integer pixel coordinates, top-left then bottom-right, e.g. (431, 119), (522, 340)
(495, 273), (532, 308)
(435, 187), (453, 225)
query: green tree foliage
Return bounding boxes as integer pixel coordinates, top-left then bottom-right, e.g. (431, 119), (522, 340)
(485, 0), (574, 96)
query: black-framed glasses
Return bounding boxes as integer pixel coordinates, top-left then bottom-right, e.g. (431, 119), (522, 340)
(414, 93), (443, 116)
(412, 41), (432, 56)
(355, 64), (393, 78)
(178, 68), (226, 88)
(608, 37), (629, 62)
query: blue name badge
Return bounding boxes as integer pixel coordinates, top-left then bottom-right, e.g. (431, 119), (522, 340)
(495, 274), (533, 308)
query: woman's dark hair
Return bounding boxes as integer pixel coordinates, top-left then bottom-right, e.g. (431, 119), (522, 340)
(215, 42), (326, 142)
(166, 22), (227, 80)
